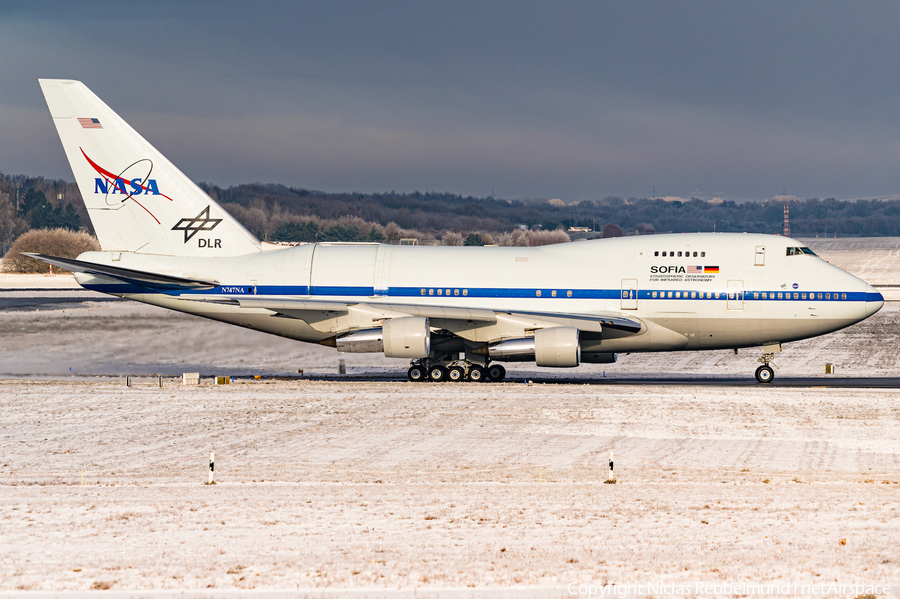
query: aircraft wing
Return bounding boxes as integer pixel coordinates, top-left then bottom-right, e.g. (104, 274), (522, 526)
(21, 253), (220, 290)
(229, 297), (642, 335)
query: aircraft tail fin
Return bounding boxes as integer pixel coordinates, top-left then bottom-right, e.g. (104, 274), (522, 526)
(38, 79), (260, 257)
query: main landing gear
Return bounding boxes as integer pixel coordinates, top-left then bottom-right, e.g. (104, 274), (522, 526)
(755, 352), (777, 384)
(407, 359), (506, 383)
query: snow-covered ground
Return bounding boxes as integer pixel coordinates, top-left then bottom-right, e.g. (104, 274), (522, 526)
(1, 239), (899, 597)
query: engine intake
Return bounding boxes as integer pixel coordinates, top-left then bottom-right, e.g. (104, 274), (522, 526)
(534, 327), (580, 367)
(383, 316), (431, 358)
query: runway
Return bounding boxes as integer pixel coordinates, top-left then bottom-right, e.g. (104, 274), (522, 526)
(303, 373), (900, 387)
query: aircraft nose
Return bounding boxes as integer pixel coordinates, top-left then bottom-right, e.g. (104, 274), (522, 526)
(864, 282), (884, 318)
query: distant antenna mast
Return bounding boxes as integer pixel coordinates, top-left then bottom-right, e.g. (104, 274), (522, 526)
(783, 203), (790, 237)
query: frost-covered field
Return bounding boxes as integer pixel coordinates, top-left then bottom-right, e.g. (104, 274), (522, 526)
(2, 380), (899, 595)
(1, 239), (900, 597)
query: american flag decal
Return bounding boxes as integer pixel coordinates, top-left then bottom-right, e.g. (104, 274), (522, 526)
(687, 265), (703, 273)
(77, 117), (102, 129)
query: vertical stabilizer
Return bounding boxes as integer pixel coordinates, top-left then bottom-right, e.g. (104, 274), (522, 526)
(39, 79), (260, 257)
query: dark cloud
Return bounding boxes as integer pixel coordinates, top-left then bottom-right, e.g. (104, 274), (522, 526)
(2, 1), (900, 200)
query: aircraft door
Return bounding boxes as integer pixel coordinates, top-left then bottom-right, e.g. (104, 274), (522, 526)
(727, 280), (744, 311)
(621, 279), (638, 310)
(755, 246), (765, 266)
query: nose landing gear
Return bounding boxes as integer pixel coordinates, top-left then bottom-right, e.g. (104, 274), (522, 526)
(755, 352), (777, 384)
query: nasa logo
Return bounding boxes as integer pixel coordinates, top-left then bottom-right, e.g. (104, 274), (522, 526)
(792, 283), (799, 289)
(650, 266), (686, 274)
(80, 149), (174, 225)
(94, 177), (160, 195)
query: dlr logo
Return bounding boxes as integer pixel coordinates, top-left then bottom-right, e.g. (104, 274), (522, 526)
(199, 239), (222, 248)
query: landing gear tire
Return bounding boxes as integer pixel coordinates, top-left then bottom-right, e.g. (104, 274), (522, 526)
(487, 364), (506, 382)
(428, 365), (448, 382)
(755, 365), (775, 384)
(407, 365), (426, 382)
(448, 366), (466, 382)
(467, 365), (486, 383)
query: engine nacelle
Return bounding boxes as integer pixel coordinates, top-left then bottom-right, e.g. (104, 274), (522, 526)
(581, 351), (617, 364)
(383, 316), (431, 358)
(534, 327), (580, 367)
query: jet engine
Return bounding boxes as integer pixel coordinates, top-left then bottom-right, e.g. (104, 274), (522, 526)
(477, 327), (581, 367)
(336, 316), (431, 358)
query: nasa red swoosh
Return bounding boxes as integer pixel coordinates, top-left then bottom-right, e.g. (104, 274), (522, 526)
(80, 148), (174, 224)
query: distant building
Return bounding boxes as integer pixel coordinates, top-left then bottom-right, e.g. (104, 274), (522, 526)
(567, 226), (591, 233)
(399, 238), (418, 246)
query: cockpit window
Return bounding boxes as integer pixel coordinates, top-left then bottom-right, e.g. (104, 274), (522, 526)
(786, 247), (817, 256)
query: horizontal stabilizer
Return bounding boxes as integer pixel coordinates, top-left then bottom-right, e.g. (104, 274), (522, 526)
(22, 253), (219, 290)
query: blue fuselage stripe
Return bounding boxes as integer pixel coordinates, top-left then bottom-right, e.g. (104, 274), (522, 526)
(79, 282), (879, 303)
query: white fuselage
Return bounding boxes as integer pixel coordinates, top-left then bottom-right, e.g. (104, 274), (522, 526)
(74, 233), (883, 355)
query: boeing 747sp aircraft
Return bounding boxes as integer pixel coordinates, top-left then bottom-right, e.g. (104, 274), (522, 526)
(30, 79), (884, 383)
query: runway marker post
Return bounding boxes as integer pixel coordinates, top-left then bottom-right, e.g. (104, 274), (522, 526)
(607, 451), (615, 483)
(208, 452), (215, 485)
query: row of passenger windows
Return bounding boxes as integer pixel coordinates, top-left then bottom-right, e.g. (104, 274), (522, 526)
(421, 288), (576, 297)
(650, 291), (847, 300)
(653, 250), (706, 257)
(422, 288), (468, 296)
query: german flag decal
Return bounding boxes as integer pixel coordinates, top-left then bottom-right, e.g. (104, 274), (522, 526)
(704, 266), (720, 273)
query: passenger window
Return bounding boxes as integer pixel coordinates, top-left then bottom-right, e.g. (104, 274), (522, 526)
(536, 290), (541, 297)
(668, 291), (673, 298)
(701, 251), (706, 257)
(817, 293), (822, 300)
(567, 290), (572, 297)
(691, 291), (696, 298)
(463, 289), (468, 296)
(652, 291), (658, 298)
(662, 251), (667, 257)
(675, 292), (681, 298)
(446, 289), (450, 296)
(551, 290), (557, 297)
(801, 293), (806, 299)
(437, 289), (442, 295)
(454, 289), (459, 296)
(793, 293), (799, 299)
(707, 292), (712, 298)
(678, 251), (682, 257)
(429, 289), (434, 296)
(762, 292), (767, 299)
(753, 292), (759, 299)
(777, 292), (783, 299)
(825, 293), (830, 299)
(714, 292), (720, 299)
(842, 293), (847, 300)
(421, 289), (426, 295)
(655, 251), (659, 256)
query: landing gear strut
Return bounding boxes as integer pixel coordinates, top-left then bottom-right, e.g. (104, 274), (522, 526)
(755, 353), (777, 384)
(406, 358), (506, 382)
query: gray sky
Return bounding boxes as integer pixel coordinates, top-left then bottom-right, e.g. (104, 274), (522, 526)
(2, 1), (900, 201)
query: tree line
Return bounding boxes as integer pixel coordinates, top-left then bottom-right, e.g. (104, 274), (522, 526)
(4, 170), (900, 255)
